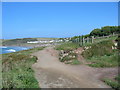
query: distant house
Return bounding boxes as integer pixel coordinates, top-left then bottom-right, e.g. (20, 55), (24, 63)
(27, 39), (63, 44)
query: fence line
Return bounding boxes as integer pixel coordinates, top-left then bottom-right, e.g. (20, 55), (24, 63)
(71, 34), (118, 47)
(72, 36), (94, 46)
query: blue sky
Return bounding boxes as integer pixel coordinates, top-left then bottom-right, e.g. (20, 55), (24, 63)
(2, 2), (118, 39)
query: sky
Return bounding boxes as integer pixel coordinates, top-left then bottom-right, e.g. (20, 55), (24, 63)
(2, 2), (118, 39)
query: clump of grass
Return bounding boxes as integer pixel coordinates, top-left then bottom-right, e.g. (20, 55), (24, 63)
(2, 46), (45, 88)
(60, 54), (77, 62)
(71, 60), (81, 65)
(59, 50), (80, 65)
(103, 75), (120, 90)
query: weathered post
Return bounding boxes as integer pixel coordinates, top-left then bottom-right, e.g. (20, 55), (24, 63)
(83, 37), (85, 46)
(92, 36), (94, 43)
(79, 36), (80, 46)
(87, 37), (89, 43)
(77, 38), (79, 43)
(113, 32), (115, 36)
(79, 36), (82, 46)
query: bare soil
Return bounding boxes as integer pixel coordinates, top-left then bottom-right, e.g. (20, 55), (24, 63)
(32, 47), (118, 88)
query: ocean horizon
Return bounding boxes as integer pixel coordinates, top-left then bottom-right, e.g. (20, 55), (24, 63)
(0, 46), (32, 54)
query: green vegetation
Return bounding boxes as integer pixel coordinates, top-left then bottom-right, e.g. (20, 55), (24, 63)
(103, 75), (120, 90)
(55, 26), (119, 89)
(82, 39), (118, 67)
(87, 52), (118, 67)
(94, 35), (117, 43)
(70, 26), (119, 40)
(60, 52), (77, 62)
(70, 59), (81, 65)
(3, 38), (38, 46)
(2, 47), (45, 88)
(90, 26), (119, 37)
(115, 34), (120, 50)
(56, 42), (80, 65)
(55, 42), (79, 51)
(82, 40), (115, 58)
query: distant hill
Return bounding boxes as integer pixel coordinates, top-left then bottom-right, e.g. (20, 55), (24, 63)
(2, 37), (59, 46)
(2, 38), (38, 46)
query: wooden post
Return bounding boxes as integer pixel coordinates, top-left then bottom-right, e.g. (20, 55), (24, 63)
(92, 36), (94, 43)
(77, 38), (79, 43)
(83, 37), (85, 45)
(113, 32), (115, 36)
(79, 36), (80, 46)
(79, 36), (82, 46)
(87, 37), (89, 43)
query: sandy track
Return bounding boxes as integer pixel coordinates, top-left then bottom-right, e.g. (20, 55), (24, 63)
(32, 47), (113, 88)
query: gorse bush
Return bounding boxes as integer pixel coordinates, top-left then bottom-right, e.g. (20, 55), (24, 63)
(90, 26), (119, 37)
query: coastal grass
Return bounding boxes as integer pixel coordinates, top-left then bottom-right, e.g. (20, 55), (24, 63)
(55, 42), (79, 51)
(83, 35), (117, 47)
(2, 46), (45, 88)
(94, 35), (117, 43)
(102, 75), (120, 90)
(70, 59), (81, 65)
(56, 43), (81, 65)
(86, 52), (118, 67)
(82, 40), (118, 67)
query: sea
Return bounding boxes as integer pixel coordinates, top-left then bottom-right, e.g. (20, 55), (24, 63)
(0, 46), (32, 54)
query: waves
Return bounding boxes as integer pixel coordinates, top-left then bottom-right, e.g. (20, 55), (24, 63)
(6, 49), (16, 52)
(0, 46), (31, 54)
(0, 46), (7, 48)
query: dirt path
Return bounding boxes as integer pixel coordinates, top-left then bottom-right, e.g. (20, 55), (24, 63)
(32, 47), (116, 88)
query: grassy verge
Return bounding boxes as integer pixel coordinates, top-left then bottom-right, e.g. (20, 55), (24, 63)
(83, 36), (117, 47)
(55, 42), (79, 51)
(82, 40), (118, 67)
(86, 52), (118, 67)
(2, 47), (45, 88)
(94, 36), (117, 43)
(103, 75), (120, 90)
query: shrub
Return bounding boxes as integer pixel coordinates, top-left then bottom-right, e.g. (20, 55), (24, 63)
(82, 40), (114, 58)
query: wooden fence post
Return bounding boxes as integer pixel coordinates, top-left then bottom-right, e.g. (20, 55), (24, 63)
(87, 37), (89, 43)
(83, 37), (85, 45)
(92, 36), (94, 43)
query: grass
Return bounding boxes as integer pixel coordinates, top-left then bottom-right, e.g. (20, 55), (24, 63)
(94, 35), (117, 43)
(55, 42), (79, 51)
(82, 40), (115, 58)
(2, 38), (38, 46)
(103, 75), (120, 90)
(2, 46), (45, 88)
(57, 43), (80, 65)
(82, 39), (119, 67)
(83, 35), (117, 47)
(71, 60), (81, 65)
(87, 52), (118, 67)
